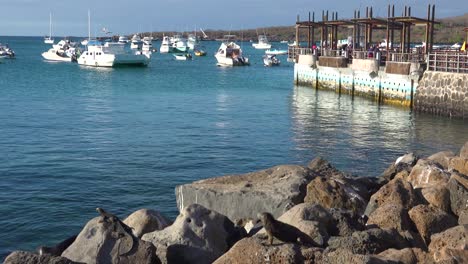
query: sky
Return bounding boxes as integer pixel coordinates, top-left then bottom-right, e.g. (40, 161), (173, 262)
(0, 0), (465, 36)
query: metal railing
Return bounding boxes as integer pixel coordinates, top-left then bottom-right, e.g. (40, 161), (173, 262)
(427, 52), (468, 73)
(287, 47), (312, 61)
(387, 52), (425, 63)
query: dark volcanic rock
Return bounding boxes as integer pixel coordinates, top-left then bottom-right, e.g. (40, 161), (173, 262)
(328, 208), (365, 236)
(4, 251), (81, 264)
(447, 171), (468, 217)
(380, 153), (418, 181)
(326, 228), (409, 255)
(175, 165), (316, 221)
(366, 204), (413, 232)
(428, 225), (467, 258)
(408, 205), (458, 245)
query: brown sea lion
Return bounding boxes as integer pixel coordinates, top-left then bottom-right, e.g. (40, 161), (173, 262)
(258, 212), (319, 247)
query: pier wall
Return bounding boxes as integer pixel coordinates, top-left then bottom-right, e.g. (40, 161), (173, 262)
(294, 56), (418, 107)
(415, 71), (468, 118)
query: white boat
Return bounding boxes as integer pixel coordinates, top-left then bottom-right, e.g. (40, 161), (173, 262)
(41, 39), (79, 62)
(78, 40), (150, 67)
(280, 40), (288, 44)
(252, 35), (271, 49)
(141, 36), (153, 58)
(173, 53), (192, 60)
(159, 36), (172, 53)
(288, 41), (298, 47)
(0, 43), (15, 59)
(81, 39), (89, 46)
(171, 34), (189, 53)
(263, 54), (280, 67)
(130, 34), (142, 49)
(118, 35), (129, 44)
(44, 13), (54, 44)
(265, 48), (288, 55)
(215, 42), (249, 66)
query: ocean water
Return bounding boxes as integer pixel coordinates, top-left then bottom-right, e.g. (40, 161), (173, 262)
(0, 37), (467, 258)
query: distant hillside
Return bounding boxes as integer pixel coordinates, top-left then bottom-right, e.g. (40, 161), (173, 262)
(142, 14), (467, 44)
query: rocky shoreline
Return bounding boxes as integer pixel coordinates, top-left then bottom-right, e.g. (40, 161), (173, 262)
(4, 142), (468, 264)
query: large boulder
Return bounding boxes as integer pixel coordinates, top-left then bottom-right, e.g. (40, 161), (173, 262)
(408, 205), (458, 245)
(459, 209), (468, 225)
(428, 151), (456, 170)
(304, 177), (366, 214)
(378, 248), (436, 264)
(432, 248), (468, 263)
(364, 178), (421, 217)
(123, 209), (172, 238)
(213, 236), (307, 264)
(366, 204), (412, 232)
(326, 228), (409, 255)
(307, 156), (346, 179)
(141, 204), (245, 264)
(449, 157), (468, 175)
(4, 251), (80, 264)
(420, 185), (451, 213)
(447, 171), (468, 217)
(380, 153), (418, 181)
(61, 211), (160, 264)
(275, 203), (332, 246)
(407, 159), (451, 189)
(175, 165), (316, 221)
(319, 248), (389, 264)
(428, 225), (467, 258)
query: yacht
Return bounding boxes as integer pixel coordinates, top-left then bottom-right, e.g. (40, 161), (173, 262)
(44, 13), (54, 44)
(130, 34), (142, 49)
(77, 40), (150, 67)
(252, 35), (271, 49)
(215, 42), (249, 66)
(159, 36), (173, 53)
(42, 39), (79, 62)
(141, 36), (153, 58)
(171, 35), (189, 53)
(263, 54), (280, 67)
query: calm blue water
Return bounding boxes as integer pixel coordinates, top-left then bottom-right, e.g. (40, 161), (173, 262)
(0, 36), (467, 258)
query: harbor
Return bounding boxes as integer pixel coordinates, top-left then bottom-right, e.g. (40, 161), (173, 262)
(289, 5), (468, 118)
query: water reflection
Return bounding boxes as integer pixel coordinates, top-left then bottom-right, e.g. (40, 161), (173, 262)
(290, 86), (467, 176)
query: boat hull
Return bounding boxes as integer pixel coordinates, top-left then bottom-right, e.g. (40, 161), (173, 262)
(41, 51), (73, 62)
(78, 53), (149, 67)
(215, 54), (249, 66)
(252, 43), (271, 49)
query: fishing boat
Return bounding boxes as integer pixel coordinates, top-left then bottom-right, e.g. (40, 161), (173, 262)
(263, 54), (280, 67)
(118, 35), (129, 44)
(252, 35), (271, 49)
(187, 33), (199, 50)
(265, 48), (288, 55)
(173, 53), (192, 60)
(78, 40), (150, 67)
(171, 34), (189, 53)
(41, 39), (79, 62)
(215, 42), (249, 66)
(44, 13), (54, 44)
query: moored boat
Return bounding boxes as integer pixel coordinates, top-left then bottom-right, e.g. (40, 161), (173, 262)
(215, 42), (249, 66)
(44, 13), (54, 44)
(78, 40), (150, 67)
(0, 43), (15, 59)
(41, 39), (79, 62)
(265, 48), (288, 55)
(263, 54), (280, 67)
(252, 35), (271, 49)
(194, 48), (207, 56)
(160, 36), (173, 53)
(130, 34), (142, 49)
(173, 53), (192, 60)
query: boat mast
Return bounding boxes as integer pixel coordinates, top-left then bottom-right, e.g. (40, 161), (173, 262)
(88, 10), (91, 40)
(49, 12), (52, 38)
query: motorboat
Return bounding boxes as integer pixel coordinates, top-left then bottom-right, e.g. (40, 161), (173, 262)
(173, 53), (192, 60)
(171, 35), (189, 53)
(130, 34), (142, 49)
(81, 39), (89, 46)
(288, 41), (298, 47)
(263, 54), (280, 67)
(194, 48), (207, 56)
(118, 35), (129, 44)
(42, 39), (79, 62)
(215, 42), (249, 66)
(159, 36), (173, 53)
(0, 43), (15, 59)
(141, 36), (153, 58)
(280, 40), (288, 44)
(265, 48), (288, 55)
(252, 35), (271, 49)
(77, 40), (150, 67)
(44, 13), (54, 44)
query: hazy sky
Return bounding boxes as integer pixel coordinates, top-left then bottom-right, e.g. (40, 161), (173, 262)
(0, 0), (464, 36)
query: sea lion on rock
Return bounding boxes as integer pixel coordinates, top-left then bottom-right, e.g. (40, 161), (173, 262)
(258, 212), (319, 247)
(37, 234), (77, 256)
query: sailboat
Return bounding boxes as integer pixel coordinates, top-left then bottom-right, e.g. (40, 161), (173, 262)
(44, 13), (54, 44)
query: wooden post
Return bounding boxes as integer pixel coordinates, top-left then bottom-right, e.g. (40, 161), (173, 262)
(430, 5), (435, 53)
(425, 4), (431, 54)
(391, 5), (395, 52)
(365, 7), (369, 50)
(386, 5), (390, 60)
(311, 12), (315, 48)
(295, 15), (300, 47)
(308, 12), (311, 48)
(407, 7), (411, 54)
(369, 7), (373, 47)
